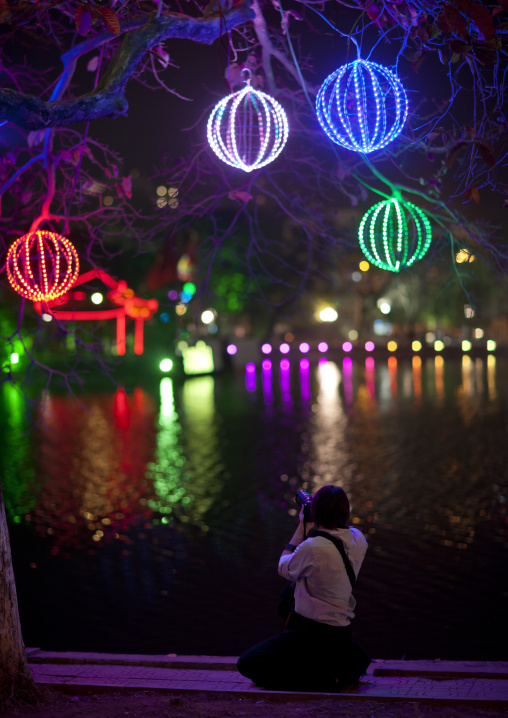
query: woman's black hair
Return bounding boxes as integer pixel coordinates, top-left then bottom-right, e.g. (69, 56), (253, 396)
(311, 485), (350, 529)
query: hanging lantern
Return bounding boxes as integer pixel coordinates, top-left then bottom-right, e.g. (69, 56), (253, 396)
(316, 59), (408, 153)
(207, 76), (289, 172)
(6, 230), (80, 302)
(358, 197), (432, 272)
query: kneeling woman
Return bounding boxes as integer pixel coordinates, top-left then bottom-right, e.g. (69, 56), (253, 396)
(237, 485), (370, 692)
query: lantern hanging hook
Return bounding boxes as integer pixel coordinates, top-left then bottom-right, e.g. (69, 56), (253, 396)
(241, 67), (252, 85)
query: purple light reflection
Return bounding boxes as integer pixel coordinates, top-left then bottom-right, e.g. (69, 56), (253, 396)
(365, 356), (376, 399)
(262, 360), (273, 404)
(299, 358), (311, 401)
(245, 363), (256, 392)
(280, 359), (292, 404)
(342, 357), (353, 405)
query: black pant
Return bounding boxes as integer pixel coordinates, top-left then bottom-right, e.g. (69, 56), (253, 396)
(237, 613), (370, 692)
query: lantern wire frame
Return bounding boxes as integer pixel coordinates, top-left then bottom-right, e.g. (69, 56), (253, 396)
(316, 59), (408, 153)
(358, 197), (432, 272)
(6, 230), (80, 302)
(207, 72), (289, 172)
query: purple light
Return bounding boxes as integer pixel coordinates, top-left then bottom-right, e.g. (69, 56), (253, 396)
(299, 342), (310, 353)
(261, 343), (272, 355)
(342, 341), (353, 352)
(365, 357), (375, 400)
(365, 341), (375, 352)
(168, 290), (179, 301)
(299, 358), (311, 401)
(245, 363), (256, 392)
(262, 360), (273, 405)
(279, 343), (290, 354)
(280, 358), (292, 405)
(318, 342), (328, 352)
(342, 357), (353, 405)
(227, 344), (237, 355)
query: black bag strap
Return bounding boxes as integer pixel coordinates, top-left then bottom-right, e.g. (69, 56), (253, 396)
(308, 529), (356, 589)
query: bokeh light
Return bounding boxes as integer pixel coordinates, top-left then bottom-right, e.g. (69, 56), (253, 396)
(279, 343), (290, 354)
(365, 341), (375, 352)
(318, 342), (328, 352)
(201, 310), (215, 324)
(299, 342), (310, 353)
(159, 358), (173, 372)
(91, 292), (103, 305)
(319, 307), (338, 322)
(227, 344), (237, 355)
(261, 343), (272, 355)
(342, 341), (353, 352)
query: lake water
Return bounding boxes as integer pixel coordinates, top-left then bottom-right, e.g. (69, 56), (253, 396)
(2, 354), (507, 660)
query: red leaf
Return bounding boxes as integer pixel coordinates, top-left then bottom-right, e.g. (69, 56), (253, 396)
(446, 141), (467, 168)
(0, 0), (11, 23)
(477, 142), (495, 167)
(96, 6), (120, 34)
(228, 190), (253, 203)
(439, 5), (469, 38)
(75, 6), (92, 35)
(455, 0), (496, 41)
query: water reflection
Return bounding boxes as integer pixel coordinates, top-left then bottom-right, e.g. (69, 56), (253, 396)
(2, 355), (506, 661)
(309, 361), (351, 494)
(146, 378), (186, 522)
(279, 358), (292, 409)
(299, 358), (311, 402)
(261, 359), (273, 405)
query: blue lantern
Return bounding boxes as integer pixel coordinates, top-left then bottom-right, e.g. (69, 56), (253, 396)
(316, 59), (408, 153)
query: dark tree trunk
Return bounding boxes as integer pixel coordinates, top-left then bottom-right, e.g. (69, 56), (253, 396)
(0, 481), (35, 709)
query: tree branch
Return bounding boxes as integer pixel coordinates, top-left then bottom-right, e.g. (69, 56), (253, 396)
(0, 2), (254, 130)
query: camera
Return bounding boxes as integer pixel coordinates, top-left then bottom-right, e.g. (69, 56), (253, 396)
(295, 489), (313, 521)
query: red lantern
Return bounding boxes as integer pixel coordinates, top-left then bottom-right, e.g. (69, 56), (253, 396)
(6, 230), (80, 302)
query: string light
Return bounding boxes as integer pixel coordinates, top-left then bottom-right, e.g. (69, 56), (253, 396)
(6, 230), (79, 302)
(358, 197), (432, 272)
(207, 75), (289, 172)
(316, 59), (408, 153)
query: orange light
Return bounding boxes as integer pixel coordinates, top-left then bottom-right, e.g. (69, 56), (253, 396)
(6, 231), (79, 302)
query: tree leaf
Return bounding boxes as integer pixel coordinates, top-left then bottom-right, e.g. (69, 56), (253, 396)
(228, 190), (253, 203)
(455, 0), (496, 41)
(96, 7), (120, 34)
(438, 5), (469, 39)
(75, 6), (92, 35)
(446, 141), (467, 168)
(477, 142), (495, 167)
(0, 0), (11, 24)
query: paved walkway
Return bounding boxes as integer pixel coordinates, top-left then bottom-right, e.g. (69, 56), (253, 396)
(27, 650), (508, 707)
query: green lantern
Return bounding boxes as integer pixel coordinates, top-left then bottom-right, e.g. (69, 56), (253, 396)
(358, 197), (432, 272)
